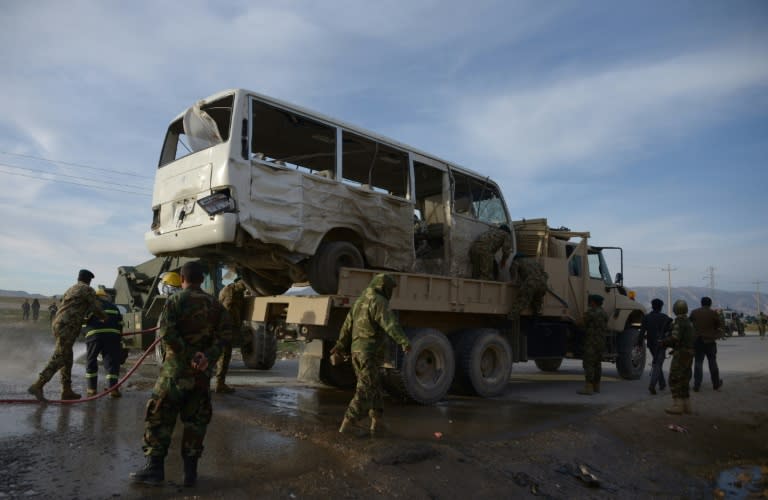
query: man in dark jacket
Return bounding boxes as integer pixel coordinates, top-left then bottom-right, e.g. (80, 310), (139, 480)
(640, 298), (672, 395)
(84, 289), (124, 398)
(689, 296), (724, 392)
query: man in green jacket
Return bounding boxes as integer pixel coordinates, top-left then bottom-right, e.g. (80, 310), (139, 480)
(332, 273), (411, 435)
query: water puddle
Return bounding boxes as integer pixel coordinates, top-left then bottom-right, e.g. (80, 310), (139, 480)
(715, 465), (767, 499)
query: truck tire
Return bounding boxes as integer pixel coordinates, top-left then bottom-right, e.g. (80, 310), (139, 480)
(241, 325), (277, 370)
(534, 358), (563, 372)
(240, 269), (292, 296)
(383, 328), (455, 405)
(452, 329), (511, 397)
(616, 327), (645, 380)
(319, 341), (356, 389)
(307, 241), (364, 295)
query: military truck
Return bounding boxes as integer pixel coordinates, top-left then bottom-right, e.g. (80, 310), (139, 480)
(722, 309), (745, 337)
(110, 256), (278, 370)
(245, 218), (646, 404)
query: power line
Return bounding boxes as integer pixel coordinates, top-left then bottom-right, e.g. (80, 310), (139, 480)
(0, 162), (151, 192)
(0, 150), (154, 179)
(0, 167), (150, 197)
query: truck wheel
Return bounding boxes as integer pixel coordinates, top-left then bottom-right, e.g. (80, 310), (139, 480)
(241, 325), (277, 370)
(534, 358), (563, 372)
(384, 328), (455, 405)
(319, 341), (356, 389)
(240, 269), (292, 296)
(616, 327), (645, 380)
(307, 241), (364, 294)
(452, 329), (511, 397)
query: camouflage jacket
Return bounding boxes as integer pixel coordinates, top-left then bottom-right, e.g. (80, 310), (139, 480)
(83, 298), (123, 338)
(158, 286), (231, 379)
(54, 282), (106, 329)
(472, 228), (513, 260)
(689, 307), (723, 343)
(582, 305), (608, 357)
(218, 280), (247, 326)
(662, 314), (695, 354)
(335, 279), (410, 357)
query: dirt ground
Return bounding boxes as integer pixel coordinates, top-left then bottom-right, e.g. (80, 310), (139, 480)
(0, 308), (766, 499)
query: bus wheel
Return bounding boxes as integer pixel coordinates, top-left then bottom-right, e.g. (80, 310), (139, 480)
(307, 241), (364, 294)
(534, 358), (563, 372)
(241, 325), (277, 370)
(385, 328), (454, 405)
(616, 327), (645, 380)
(452, 329), (511, 397)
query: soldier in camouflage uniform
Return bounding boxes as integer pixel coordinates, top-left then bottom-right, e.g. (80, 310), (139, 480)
(130, 261), (230, 487)
(469, 224), (513, 280)
(661, 299), (695, 415)
(509, 255), (549, 316)
(214, 277), (247, 393)
(578, 294), (607, 395)
(28, 269), (106, 401)
(331, 273), (411, 435)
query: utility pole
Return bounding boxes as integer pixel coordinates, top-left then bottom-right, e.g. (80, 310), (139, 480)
(754, 280), (764, 317)
(703, 266), (716, 305)
(661, 264), (676, 316)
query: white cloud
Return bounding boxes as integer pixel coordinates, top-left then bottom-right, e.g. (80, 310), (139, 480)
(457, 46), (768, 175)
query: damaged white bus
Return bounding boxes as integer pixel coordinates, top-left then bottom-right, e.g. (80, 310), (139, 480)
(145, 89), (512, 295)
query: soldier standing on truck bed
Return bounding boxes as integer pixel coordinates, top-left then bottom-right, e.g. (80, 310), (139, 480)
(130, 261), (231, 487)
(28, 269), (107, 401)
(214, 277), (247, 393)
(578, 294), (607, 396)
(661, 299), (695, 415)
(331, 273), (411, 435)
(469, 224), (513, 280)
(509, 254), (548, 315)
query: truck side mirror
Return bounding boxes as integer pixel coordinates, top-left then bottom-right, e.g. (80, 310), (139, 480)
(614, 272), (623, 285)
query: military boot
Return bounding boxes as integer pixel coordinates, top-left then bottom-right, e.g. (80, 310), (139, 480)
(665, 397), (683, 415)
(86, 388), (98, 397)
(682, 398), (692, 415)
(109, 386), (122, 398)
(130, 455), (164, 486)
(183, 456), (199, 487)
(577, 383), (594, 395)
(27, 380), (46, 402)
(339, 417), (354, 433)
(61, 383), (81, 400)
(215, 380), (235, 394)
(369, 409), (380, 436)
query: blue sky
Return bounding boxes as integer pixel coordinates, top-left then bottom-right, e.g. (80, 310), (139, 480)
(0, 0), (766, 297)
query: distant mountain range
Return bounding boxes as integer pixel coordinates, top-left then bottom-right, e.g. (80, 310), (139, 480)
(1, 286), (765, 315)
(633, 286), (766, 316)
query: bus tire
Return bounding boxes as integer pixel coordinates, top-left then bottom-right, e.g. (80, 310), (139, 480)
(452, 329), (511, 397)
(384, 328), (454, 405)
(616, 327), (645, 380)
(241, 325), (277, 370)
(534, 358), (563, 372)
(308, 241), (364, 295)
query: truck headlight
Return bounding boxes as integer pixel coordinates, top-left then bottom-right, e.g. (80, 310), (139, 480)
(197, 192), (235, 215)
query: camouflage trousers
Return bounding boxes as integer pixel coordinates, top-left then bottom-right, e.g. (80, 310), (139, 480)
(344, 352), (383, 421)
(142, 373), (213, 458)
(215, 344), (233, 382)
(37, 322), (80, 386)
(669, 351), (693, 399)
(582, 354), (602, 384)
(469, 248), (495, 280)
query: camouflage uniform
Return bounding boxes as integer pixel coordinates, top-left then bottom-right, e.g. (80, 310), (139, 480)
(510, 258), (548, 315)
(662, 313), (695, 399)
(141, 286), (230, 459)
(334, 274), (410, 424)
(581, 301), (607, 388)
(469, 227), (513, 280)
(36, 282), (106, 388)
(215, 280), (247, 390)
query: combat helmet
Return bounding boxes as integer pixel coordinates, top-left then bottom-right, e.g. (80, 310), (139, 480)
(673, 299), (688, 315)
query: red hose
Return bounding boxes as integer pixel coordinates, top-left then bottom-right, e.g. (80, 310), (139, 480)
(0, 328), (161, 404)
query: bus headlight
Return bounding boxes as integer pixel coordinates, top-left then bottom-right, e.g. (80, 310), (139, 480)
(197, 192), (235, 215)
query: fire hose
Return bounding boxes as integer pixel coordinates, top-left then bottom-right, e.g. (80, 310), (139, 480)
(0, 327), (160, 405)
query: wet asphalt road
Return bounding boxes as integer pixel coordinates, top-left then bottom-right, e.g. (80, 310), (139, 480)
(0, 334), (765, 499)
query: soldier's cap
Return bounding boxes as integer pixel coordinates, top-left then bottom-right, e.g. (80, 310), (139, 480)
(588, 294), (604, 305)
(78, 269), (95, 282)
